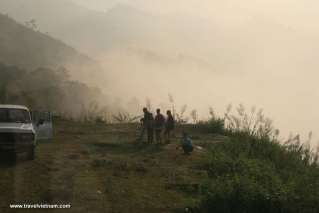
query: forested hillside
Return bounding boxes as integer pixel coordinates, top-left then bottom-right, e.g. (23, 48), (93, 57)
(0, 13), (103, 85)
(0, 13), (108, 117)
(0, 63), (106, 119)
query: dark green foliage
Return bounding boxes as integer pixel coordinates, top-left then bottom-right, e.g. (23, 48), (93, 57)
(0, 63), (104, 119)
(195, 118), (225, 135)
(190, 106), (319, 212)
(200, 133), (319, 213)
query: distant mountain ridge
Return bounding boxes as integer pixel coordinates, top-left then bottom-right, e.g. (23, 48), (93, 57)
(0, 0), (298, 63)
(0, 0), (217, 58)
(0, 13), (103, 85)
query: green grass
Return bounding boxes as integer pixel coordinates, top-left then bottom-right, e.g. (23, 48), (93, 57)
(198, 131), (319, 213)
(0, 120), (213, 213)
(0, 118), (318, 213)
(181, 107), (319, 212)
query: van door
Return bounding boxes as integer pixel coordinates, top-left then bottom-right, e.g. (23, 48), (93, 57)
(32, 111), (53, 140)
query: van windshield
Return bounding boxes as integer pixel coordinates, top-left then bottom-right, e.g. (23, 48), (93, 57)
(0, 108), (31, 123)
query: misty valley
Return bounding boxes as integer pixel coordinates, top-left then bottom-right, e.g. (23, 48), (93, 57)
(0, 0), (319, 213)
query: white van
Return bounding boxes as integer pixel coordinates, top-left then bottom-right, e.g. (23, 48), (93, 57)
(0, 105), (39, 160)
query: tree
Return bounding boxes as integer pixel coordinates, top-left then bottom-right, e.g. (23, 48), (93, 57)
(25, 19), (38, 31)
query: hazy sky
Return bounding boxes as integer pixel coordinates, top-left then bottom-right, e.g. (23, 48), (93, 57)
(73, 0), (319, 31)
(68, 0), (319, 144)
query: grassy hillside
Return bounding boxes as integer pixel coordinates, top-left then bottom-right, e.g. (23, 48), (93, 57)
(0, 13), (103, 85)
(0, 119), (318, 213)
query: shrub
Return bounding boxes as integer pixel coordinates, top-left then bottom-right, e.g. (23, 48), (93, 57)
(224, 104), (280, 140)
(196, 118), (225, 135)
(199, 132), (319, 213)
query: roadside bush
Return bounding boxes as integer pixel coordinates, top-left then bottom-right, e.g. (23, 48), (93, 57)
(224, 104), (280, 140)
(199, 133), (319, 213)
(196, 118), (225, 135)
(195, 105), (319, 212)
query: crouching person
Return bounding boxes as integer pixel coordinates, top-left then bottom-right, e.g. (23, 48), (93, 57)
(179, 132), (193, 155)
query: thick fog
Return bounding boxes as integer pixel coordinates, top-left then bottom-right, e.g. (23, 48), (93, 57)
(1, 0), (318, 144)
(74, 0), (319, 143)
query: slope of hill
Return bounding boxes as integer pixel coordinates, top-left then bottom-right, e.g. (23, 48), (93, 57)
(0, 0), (217, 58)
(0, 119), (318, 212)
(0, 62), (106, 117)
(0, 13), (103, 85)
(0, 0), (297, 71)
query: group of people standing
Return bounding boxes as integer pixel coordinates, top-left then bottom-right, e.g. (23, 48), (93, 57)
(138, 107), (194, 155)
(139, 107), (175, 144)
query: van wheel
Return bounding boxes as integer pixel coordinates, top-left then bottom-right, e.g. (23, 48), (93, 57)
(28, 147), (35, 160)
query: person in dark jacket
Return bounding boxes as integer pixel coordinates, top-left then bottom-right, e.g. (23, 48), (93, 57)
(139, 107), (154, 143)
(164, 110), (175, 143)
(179, 132), (193, 155)
(154, 109), (165, 143)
